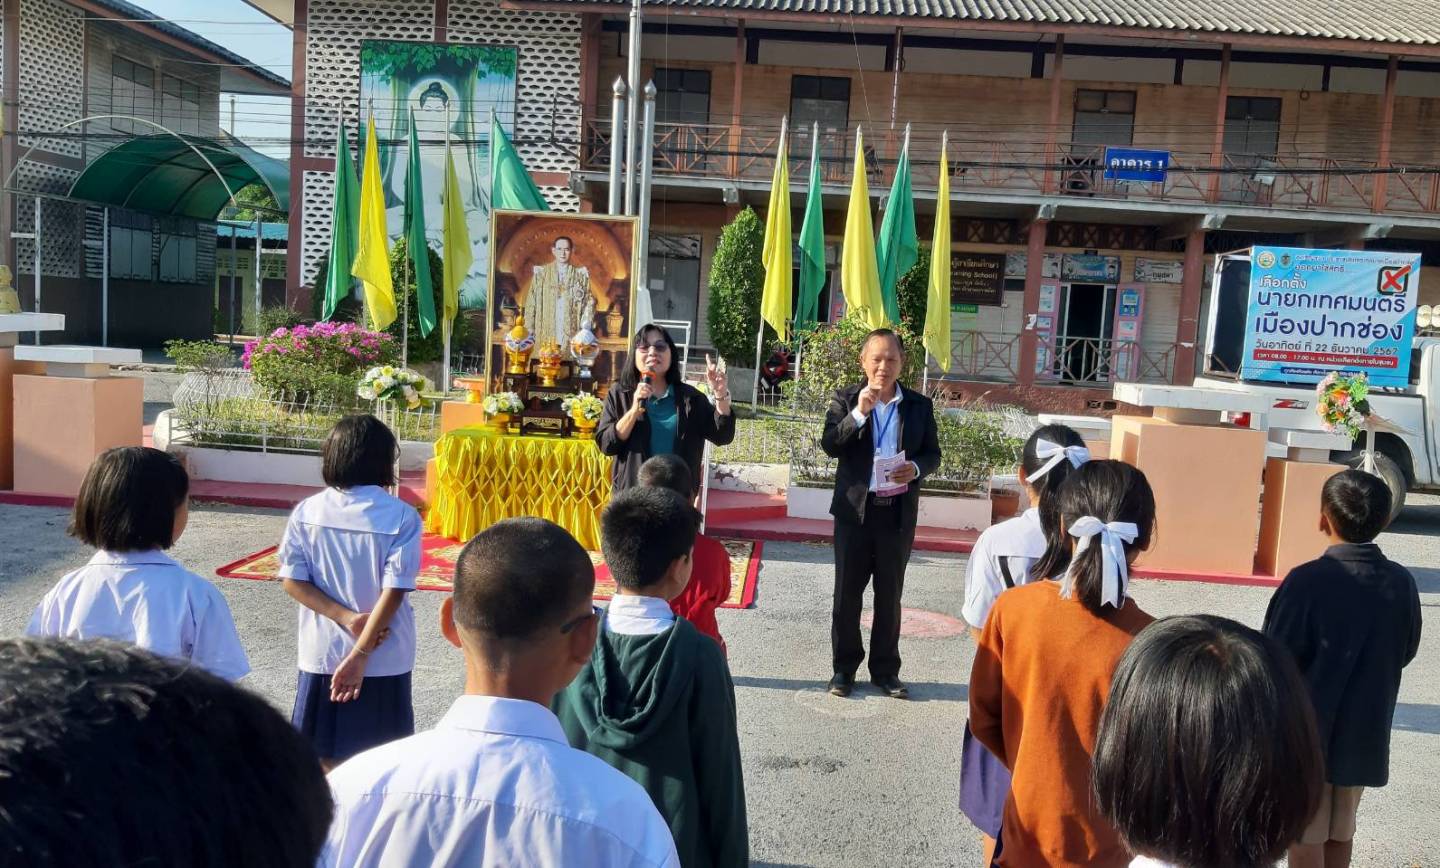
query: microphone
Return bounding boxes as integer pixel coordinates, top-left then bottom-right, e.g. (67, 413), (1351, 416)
(637, 365), (655, 409)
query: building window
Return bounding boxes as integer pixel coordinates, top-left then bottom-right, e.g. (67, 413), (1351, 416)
(790, 75), (851, 173)
(158, 218), (198, 283)
(1224, 96), (1282, 159)
(110, 211), (152, 280)
(1071, 89), (1136, 146)
(654, 68), (711, 126)
(111, 56), (155, 134)
(161, 75), (201, 136)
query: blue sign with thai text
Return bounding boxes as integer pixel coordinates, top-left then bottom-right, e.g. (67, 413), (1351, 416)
(1241, 246), (1420, 388)
(1103, 147), (1170, 182)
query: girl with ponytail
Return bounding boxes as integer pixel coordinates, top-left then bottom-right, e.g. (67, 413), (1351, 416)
(967, 460), (1157, 868)
(958, 424), (1089, 863)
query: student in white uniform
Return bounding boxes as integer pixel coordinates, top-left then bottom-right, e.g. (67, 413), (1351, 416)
(325, 517), (680, 868)
(1093, 615), (1323, 868)
(279, 415), (420, 768)
(27, 447), (249, 682)
(957, 424), (1088, 866)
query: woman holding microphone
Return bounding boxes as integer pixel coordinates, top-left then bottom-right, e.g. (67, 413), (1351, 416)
(596, 323), (736, 498)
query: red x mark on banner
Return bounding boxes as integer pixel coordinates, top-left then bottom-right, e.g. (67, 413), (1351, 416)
(1381, 263), (1412, 292)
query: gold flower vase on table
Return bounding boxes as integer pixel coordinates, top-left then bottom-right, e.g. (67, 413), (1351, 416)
(487, 413), (513, 434)
(536, 341), (565, 387)
(503, 315), (536, 375)
(570, 411), (598, 439)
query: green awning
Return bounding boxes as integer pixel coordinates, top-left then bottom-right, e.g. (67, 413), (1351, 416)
(68, 134), (289, 220)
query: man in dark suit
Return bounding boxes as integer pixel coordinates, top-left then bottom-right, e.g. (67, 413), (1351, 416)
(820, 328), (942, 699)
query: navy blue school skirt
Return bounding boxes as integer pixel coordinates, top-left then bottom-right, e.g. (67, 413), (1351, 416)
(958, 720), (1012, 838)
(291, 670), (414, 762)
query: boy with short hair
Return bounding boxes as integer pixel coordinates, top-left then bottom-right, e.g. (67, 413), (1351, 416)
(0, 637), (330, 868)
(325, 517), (679, 868)
(1263, 469), (1422, 868)
(555, 487), (748, 868)
(637, 454), (732, 653)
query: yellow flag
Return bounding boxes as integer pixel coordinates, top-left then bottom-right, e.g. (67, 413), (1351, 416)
(760, 124), (792, 342)
(441, 140), (472, 338)
(924, 134), (952, 371)
(352, 115), (396, 332)
(841, 128), (885, 329)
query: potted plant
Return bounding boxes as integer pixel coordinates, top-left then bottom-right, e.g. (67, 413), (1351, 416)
(562, 392), (604, 438)
(482, 391), (525, 434)
(357, 366), (427, 410)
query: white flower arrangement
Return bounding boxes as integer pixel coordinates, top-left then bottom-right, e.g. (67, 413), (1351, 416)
(357, 365), (427, 409)
(561, 392), (604, 422)
(482, 391), (525, 415)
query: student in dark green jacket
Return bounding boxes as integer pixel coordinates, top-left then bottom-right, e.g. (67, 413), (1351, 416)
(554, 486), (748, 868)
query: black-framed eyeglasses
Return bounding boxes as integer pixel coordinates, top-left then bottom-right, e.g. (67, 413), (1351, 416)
(560, 605), (603, 634)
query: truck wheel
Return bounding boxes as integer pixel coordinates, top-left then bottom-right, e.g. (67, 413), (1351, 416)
(1353, 453), (1408, 524)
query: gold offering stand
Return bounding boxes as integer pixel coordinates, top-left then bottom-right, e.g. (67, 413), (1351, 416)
(500, 316), (609, 438)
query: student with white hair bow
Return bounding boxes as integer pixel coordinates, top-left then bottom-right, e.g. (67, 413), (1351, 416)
(967, 459), (1158, 868)
(958, 424), (1090, 864)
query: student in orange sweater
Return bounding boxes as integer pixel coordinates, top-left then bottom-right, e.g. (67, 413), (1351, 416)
(969, 459), (1157, 868)
(637, 454), (731, 654)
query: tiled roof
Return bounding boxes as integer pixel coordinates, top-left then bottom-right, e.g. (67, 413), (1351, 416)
(544, 0), (1440, 47)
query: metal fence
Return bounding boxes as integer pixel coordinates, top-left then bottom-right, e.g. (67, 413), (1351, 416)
(168, 370), (442, 453)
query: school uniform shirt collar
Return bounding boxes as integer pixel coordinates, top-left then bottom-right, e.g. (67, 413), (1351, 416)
(606, 594), (677, 636)
(87, 549), (181, 568)
(990, 508), (1047, 558)
(438, 695), (569, 745)
(294, 485), (409, 534)
(1325, 542), (1383, 563)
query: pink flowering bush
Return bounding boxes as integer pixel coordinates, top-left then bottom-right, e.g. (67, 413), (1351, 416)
(243, 321), (397, 405)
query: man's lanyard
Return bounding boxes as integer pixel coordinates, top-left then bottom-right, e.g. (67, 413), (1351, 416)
(872, 400), (898, 456)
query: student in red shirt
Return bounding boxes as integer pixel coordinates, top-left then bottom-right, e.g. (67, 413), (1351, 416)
(637, 454), (731, 654)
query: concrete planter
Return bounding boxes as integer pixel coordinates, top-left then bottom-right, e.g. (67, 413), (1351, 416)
(179, 444), (326, 487)
(785, 481), (994, 532)
(708, 462), (788, 494)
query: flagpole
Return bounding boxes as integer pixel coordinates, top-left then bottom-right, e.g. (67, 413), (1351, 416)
(400, 102), (409, 370)
(442, 101), (453, 395)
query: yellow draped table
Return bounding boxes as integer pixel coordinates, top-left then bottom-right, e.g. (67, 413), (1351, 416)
(425, 427), (612, 551)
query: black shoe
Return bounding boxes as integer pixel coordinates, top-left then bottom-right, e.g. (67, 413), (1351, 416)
(827, 673), (855, 697)
(872, 676), (909, 699)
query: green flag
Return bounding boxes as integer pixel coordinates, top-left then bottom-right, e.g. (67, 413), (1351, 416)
(322, 118), (360, 321)
(875, 130), (917, 326)
(404, 109), (437, 338)
(795, 127), (826, 332)
(490, 111), (549, 212)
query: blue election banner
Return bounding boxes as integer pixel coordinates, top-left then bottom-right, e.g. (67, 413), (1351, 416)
(1241, 246), (1420, 388)
(1103, 147), (1169, 182)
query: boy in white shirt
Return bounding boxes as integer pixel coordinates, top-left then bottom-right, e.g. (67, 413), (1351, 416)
(325, 517), (680, 868)
(27, 446), (249, 681)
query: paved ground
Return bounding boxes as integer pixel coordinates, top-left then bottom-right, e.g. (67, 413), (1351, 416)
(2, 496), (1437, 867)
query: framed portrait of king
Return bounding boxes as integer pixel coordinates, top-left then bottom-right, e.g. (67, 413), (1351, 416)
(486, 211), (640, 392)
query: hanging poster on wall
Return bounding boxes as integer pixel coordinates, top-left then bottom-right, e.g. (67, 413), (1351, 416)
(359, 41), (519, 321)
(950, 252), (1006, 307)
(1133, 257), (1184, 284)
(1062, 254), (1122, 282)
(1004, 251), (1061, 280)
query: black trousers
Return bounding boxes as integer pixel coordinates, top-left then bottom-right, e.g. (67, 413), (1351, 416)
(832, 500), (917, 680)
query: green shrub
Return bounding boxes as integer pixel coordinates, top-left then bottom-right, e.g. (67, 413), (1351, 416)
(164, 339), (234, 373)
(385, 237), (471, 364)
(258, 305), (306, 335)
(783, 311), (924, 415)
(895, 244), (931, 332)
(706, 207), (772, 365)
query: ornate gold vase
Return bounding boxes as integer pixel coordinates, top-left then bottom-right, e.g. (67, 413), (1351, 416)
(537, 341), (564, 387)
(504, 315), (536, 375)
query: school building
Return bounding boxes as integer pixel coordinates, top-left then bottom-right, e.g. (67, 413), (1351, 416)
(1, 0), (289, 346)
(259, 0), (1440, 410)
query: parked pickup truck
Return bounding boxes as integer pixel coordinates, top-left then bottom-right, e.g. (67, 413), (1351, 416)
(1193, 336), (1440, 519)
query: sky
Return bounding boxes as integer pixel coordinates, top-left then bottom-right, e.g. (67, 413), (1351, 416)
(127, 0), (293, 156)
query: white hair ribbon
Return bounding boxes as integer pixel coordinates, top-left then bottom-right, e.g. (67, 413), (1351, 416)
(1060, 516), (1138, 608)
(1027, 439), (1090, 482)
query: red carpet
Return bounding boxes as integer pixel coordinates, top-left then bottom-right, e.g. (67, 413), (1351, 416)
(216, 533), (763, 608)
